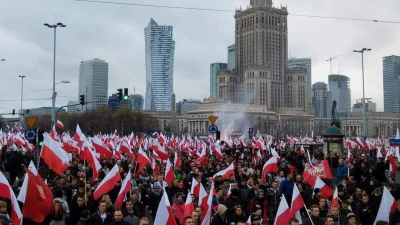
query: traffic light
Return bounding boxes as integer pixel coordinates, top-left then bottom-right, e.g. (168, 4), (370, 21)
(123, 88), (128, 100)
(117, 89), (123, 100)
(26, 109), (30, 115)
(79, 94), (85, 105)
(216, 131), (221, 141)
(37, 130), (44, 147)
(12, 109), (15, 115)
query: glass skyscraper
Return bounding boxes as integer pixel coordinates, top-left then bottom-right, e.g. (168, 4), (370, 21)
(328, 74), (351, 116)
(227, 44), (235, 70)
(312, 82), (332, 118)
(288, 58), (312, 104)
(383, 55), (400, 112)
(145, 18), (175, 111)
(78, 58), (109, 110)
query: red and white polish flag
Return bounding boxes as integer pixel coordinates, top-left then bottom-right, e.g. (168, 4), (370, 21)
(115, 170), (132, 209)
(291, 184), (304, 224)
(274, 195), (291, 225)
(93, 164), (121, 200)
(40, 133), (70, 175)
(154, 190), (177, 225)
(0, 171), (22, 225)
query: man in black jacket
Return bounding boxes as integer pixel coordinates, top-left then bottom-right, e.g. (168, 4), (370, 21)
(266, 181), (281, 223)
(68, 195), (88, 225)
(89, 200), (113, 225)
(303, 204), (323, 225)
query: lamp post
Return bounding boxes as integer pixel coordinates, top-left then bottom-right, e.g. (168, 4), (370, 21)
(44, 22), (66, 126)
(353, 48), (371, 141)
(19, 75), (26, 123)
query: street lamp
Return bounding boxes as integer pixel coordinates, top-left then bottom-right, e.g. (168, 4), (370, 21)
(353, 48), (371, 140)
(55, 80), (70, 84)
(18, 75), (26, 123)
(44, 22), (66, 126)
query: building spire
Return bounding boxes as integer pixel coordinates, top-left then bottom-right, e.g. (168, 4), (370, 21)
(250, 0), (272, 7)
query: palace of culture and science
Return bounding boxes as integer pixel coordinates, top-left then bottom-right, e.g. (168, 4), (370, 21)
(217, 0), (307, 111)
(148, 0), (400, 138)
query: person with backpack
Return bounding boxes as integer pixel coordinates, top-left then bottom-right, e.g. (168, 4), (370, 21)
(50, 189), (70, 225)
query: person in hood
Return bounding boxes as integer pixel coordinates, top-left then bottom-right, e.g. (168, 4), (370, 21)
(77, 210), (90, 225)
(172, 192), (186, 225)
(248, 190), (269, 222)
(146, 182), (163, 219)
(210, 204), (228, 225)
(224, 189), (243, 216)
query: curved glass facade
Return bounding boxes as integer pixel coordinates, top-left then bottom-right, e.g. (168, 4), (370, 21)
(145, 18), (175, 111)
(328, 74), (351, 116)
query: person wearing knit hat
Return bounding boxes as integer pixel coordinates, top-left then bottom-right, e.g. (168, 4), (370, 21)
(248, 191), (268, 223)
(250, 214), (261, 223)
(347, 213), (356, 225)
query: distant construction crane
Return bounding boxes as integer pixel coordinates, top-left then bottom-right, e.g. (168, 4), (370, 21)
(326, 54), (342, 75)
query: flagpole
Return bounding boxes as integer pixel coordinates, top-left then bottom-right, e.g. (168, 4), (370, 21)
(303, 204), (315, 225)
(84, 159), (87, 205)
(36, 128), (40, 169)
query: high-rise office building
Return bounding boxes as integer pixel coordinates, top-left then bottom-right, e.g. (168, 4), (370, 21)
(210, 63), (228, 98)
(176, 99), (202, 115)
(289, 58), (312, 104)
(145, 18), (175, 111)
(217, 0), (296, 110)
(383, 55), (400, 112)
(78, 58), (109, 110)
(227, 44), (235, 70)
(108, 94), (132, 110)
(236, 0), (288, 109)
(328, 74), (351, 116)
(312, 82), (332, 118)
(67, 100), (80, 113)
(131, 94), (144, 111)
(353, 98), (376, 113)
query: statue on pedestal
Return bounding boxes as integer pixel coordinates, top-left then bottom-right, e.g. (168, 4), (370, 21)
(331, 100), (341, 129)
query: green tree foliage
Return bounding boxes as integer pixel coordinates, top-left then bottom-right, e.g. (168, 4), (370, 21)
(36, 107), (159, 135)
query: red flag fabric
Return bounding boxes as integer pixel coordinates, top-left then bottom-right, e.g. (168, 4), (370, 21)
(40, 133), (70, 175)
(328, 187), (339, 214)
(164, 160), (175, 186)
(303, 160), (332, 185)
(115, 171), (132, 209)
(0, 171), (22, 225)
(23, 168), (54, 222)
(262, 156), (278, 182)
(93, 164), (121, 200)
(274, 195), (291, 225)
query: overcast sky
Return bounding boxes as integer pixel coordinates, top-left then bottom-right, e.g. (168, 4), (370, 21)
(0, 0), (399, 116)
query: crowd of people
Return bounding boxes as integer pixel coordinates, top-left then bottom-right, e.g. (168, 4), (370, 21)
(0, 134), (399, 225)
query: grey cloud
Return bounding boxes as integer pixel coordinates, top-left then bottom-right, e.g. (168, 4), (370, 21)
(0, 0), (398, 114)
